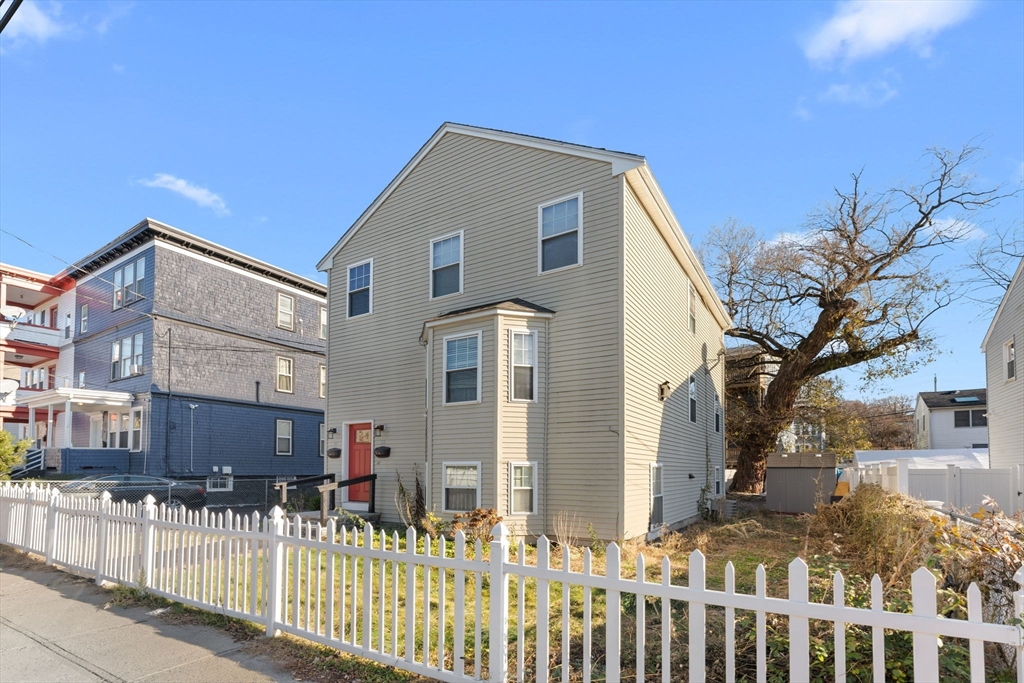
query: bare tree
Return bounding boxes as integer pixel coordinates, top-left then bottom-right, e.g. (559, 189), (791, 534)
(705, 145), (1006, 492)
(965, 223), (1024, 311)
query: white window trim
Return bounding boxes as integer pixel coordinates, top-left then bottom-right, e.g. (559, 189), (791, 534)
(80, 304), (88, 334)
(346, 258), (374, 319)
(429, 230), (465, 300)
(508, 329), (537, 403)
(442, 331), (483, 406)
(537, 192), (584, 275)
(1005, 337), (1016, 381)
(688, 376), (697, 423)
(319, 364), (326, 399)
(276, 356), (294, 394)
(277, 292), (296, 331)
(319, 306), (328, 340)
(275, 419), (293, 456)
(319, 423), (325, 457)
(129, 407), (143, 453)
(508, 461), (537, 515)
(442, 461), (482, 513)
(688, 282), (697, 334)
(650, 463), (664, 528)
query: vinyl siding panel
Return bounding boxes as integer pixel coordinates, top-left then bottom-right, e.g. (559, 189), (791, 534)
(622, 184), (726, 539)
(497, 315), (547, 538)
(985, 276), (1024, 469)
(324, 132), (622, 537)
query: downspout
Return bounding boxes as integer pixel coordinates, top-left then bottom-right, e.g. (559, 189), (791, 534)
(163, 325), (172, 476)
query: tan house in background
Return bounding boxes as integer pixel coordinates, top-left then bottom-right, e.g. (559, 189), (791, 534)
(317, 123), (731, 540)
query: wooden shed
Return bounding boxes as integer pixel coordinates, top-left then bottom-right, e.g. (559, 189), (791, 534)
(765, 452), (838, 514)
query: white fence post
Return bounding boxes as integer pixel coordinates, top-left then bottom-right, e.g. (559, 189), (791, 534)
(606, 543), (622, 683)
(21, 483), (36, 550)
(140, 495), (156, 587)
(44, 487), (59, 565)
(94, 491), (111, 584)
(788, 558), (810, 681)
(489, 522), (510, 683)
(1014, 567), (1024, 683)
(265, 506), (285, 637)
(911, 567), (939, 681)
(896, 459), (910, 496)
(953, 466), (962, 509)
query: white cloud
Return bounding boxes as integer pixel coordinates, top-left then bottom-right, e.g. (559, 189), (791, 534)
(2, 1), (68, 46)
(138, 174), (230, 216)
(794, 97), (813, 121)
(804, 0), (976, 66)
(819, 80), (898, 107)
(112, 63), (125, 74)
(926, 217), (985, 241)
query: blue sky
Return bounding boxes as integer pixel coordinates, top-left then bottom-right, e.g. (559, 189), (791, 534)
(2, 1), (1022, 400)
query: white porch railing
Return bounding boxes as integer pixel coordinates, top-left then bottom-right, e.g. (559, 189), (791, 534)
(1, 482), (1022, 682)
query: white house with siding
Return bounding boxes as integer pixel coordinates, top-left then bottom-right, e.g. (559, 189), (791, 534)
(913, 389), (989, 450)
(317, 123), (731, 540)
(981, 257), (1024, 470)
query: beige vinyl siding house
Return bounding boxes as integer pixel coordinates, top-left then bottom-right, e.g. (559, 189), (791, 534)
(318, 123), (730, 540)
(982, 257), (1024, 470)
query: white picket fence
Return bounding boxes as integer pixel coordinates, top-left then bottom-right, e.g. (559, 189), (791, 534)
(2, 482), (1023, 683)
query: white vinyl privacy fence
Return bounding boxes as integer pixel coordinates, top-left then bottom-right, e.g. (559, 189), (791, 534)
(853, 460), (1024, 514)
(2, 482), (1023, 682)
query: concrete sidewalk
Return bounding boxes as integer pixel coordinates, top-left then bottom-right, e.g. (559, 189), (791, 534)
(0, 550), (297, 683)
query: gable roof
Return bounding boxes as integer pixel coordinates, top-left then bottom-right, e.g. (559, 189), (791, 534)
(61, 218), (326, 297)
(317, 122), (645, 273)
(917, 389), (987, 410)
(981, 255), (1024, 350)
(317, 122), (733, 331)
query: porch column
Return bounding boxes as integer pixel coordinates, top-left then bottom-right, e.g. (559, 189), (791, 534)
(64, 399), (72, 448)
(28, 406), (36, 447)
(46, 404), (53, 448)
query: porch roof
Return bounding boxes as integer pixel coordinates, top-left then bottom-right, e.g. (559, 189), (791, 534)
(17, 387), (134, 411)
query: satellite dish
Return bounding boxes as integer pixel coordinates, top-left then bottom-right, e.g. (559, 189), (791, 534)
(0, 305), (26, 320)
(0, 378), (21, 402)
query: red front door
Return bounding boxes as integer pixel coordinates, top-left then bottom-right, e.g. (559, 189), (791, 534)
(348, 423), (372, 502)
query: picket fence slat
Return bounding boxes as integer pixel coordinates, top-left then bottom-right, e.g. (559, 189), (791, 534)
(2, 482), (1022, 683)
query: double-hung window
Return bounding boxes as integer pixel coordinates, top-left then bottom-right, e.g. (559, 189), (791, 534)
(113, 270), (123, 309)
(509, 462), (535, 514)
(277, 293), (295, 330)
(319, 423), (325, 457)
(539, 194), (582, 273)
(80, 304), (88, 334)
(444, 333), (480, 404)
(431, 232), (463, 298)
(64, 313), (71, 339)
(130, 408), (142, 452)
(688, 376), (697, 423)
(319, 364), (326, 399)
(650, 464), (664, 528)
(320, 306), (328, 340)
(110, 334), (144, 380)
(111, 256), (146, 309)
(443, 462), (480, 512)
(1006, 338), (1016, 380)
(715, 396), (722, 433)
(275, 419), (293, 455)
(510, 331), (536, 401)
(276, 356), (294, 393)
(347, 260), (372, 317)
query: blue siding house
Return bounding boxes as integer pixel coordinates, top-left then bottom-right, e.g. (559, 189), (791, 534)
(17, 219), (327, 477)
